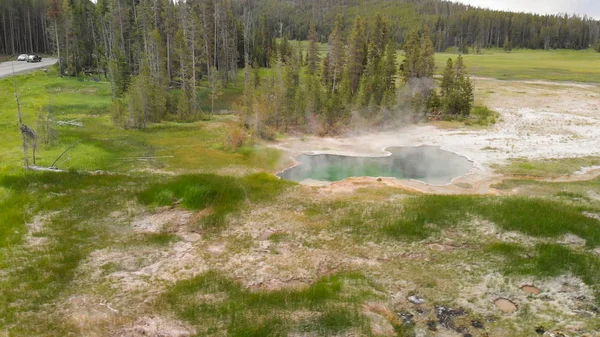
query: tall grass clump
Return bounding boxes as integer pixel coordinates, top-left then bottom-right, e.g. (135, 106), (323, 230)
(138, 173), (293, 228)
(477, 197), (600, 247)
(333, 196), (479, 241)
(331, 195), (600, 246)
(0, 171), (143, 333)
(162, 271), (376, 336)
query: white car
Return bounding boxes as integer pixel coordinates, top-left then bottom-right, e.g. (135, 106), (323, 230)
(17, 54), (28, 61)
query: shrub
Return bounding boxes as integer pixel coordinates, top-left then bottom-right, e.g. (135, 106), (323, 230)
(224, 122), (248, 151)
(471, 106), (499, 125)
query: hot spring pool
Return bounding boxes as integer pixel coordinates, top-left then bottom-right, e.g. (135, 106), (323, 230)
(278, 146), (473, 185)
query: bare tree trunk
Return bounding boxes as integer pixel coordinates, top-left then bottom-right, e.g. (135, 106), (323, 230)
(22, 137), (29, 168)
(213, 0), (218, 70)
(9, 10), (15, 55)
(2, 12), (7, 55)
(201, 3), (210, 76)
(12, 63), (28, 168)
(166, 33), (171, 82)
(242, 6), (251, 88)
(191, 26), (197, 111)
(32, 136), (37, 165)
(117, 0), (125, 52)
(54, 23), (61, 74)
(27, 10), (34, 53)
(65, 19), (69, 73)
(42, 15), (50, 53)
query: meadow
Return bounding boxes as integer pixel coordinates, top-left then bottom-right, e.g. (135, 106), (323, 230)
(435, 48), (600, 83)
(299, 39), (600, 82)
(0, 69), (281, 174)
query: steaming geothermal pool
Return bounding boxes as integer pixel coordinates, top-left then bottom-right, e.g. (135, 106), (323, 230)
(278, 146), (473, 185)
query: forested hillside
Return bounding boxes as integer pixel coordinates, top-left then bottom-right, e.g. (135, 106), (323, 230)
(2, 0), (600, 58)
(246, 0), (600, 51)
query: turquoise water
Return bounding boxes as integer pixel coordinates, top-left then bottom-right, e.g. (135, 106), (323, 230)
(278, 146), (473, 185)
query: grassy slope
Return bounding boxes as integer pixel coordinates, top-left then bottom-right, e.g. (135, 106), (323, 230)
(0, 69), (280, 173)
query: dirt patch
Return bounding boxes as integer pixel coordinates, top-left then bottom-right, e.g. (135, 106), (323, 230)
(521, 285), (541, 295)
(494, 298), (517, 314)
(558, 233), (587, 247)
(494, 298), (517, 313)
(583, 212), (600, 221)
(24, 212), (60, 247)
(131, 208), (193, 234)
(114, 316), (192, 337)
(61, 294), (126, 337)
(363, 303), (400, 337)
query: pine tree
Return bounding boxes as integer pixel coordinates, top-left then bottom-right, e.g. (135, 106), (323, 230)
(307, 24), (320, 76)
(322, 53), (331, 89)
(503, 36), (512, 52)
(418, 27), (435, 78)
(441, 56), (474, 116)
(209, 66), (223, 115)
(371, 14), (388, 57)
(283, 51), (300, 124)
(426, 90), (441, 113)
(328, 16), (345, 92)
(455, 54), (466, 79)
(440, 58), (454, 97)
(343, 17), (367, 98)
(383, 42), (397, 91)
(400, 30), (420, 82)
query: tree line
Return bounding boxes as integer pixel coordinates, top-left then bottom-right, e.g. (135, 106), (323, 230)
(242, 0), (600, 52)
(3, 0), (600, 58)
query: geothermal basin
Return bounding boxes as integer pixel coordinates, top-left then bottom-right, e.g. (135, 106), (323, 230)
(278, 146), (473, 185)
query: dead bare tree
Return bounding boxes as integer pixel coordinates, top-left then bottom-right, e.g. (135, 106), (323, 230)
(20, 124), (38, 166)
(11, 59), (36, 168)
(242, 4), (253, 88)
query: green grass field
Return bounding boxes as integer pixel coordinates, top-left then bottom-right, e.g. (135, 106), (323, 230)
(293, 40), (600, 83)
(0, 69), (280, 173)
(435, 48), (600, 83)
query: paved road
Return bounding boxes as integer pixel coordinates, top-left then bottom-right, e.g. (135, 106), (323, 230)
(0, 58), (57, 79)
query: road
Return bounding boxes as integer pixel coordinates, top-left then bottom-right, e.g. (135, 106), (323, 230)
(0, 58), (57, 79)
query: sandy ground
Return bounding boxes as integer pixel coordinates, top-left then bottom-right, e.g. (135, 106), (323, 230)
(273, 78), (600, 192)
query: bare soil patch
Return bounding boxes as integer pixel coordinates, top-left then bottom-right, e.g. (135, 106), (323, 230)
(494, 298), (517, 313)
